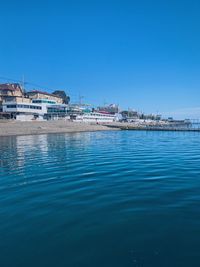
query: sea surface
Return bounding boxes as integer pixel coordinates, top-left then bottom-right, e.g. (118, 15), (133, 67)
(0, 131), (200, 267)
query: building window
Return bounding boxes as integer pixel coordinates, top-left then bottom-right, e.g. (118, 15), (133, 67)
(6, 105), (17, 108)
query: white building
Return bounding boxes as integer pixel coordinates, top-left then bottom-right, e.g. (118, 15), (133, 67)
(74, 112), (116, 123)
(2, 98), (69, 121)
(3, 102), (45, 121)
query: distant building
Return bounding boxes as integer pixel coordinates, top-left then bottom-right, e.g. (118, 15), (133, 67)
(139, 113), (162, 121)
(26, 90), (63, 104)
(121, 110), (139, 121)
(68, 104), (116, 123)
(97, 104), (119, 114)
(52, 90), (70, 104)
(68, 104), (91, 115)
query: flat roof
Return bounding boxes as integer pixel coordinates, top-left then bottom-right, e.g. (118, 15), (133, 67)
(27, 90), (61, 98)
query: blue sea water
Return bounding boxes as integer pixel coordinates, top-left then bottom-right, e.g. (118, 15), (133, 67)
(1, 131), (200, 267)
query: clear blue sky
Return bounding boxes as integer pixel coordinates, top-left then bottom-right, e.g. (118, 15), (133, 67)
(1, 0), (200, 118)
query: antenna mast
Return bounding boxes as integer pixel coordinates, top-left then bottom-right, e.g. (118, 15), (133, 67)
(21, 75), (25, 93)
(79, 94), (84, 105)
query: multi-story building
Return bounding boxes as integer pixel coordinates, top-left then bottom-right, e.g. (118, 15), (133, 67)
(27, 90), (63, 104)
(68, 104), (116, 123)
(2, 102), (44, 120)
(2, 98), (69, 121)
(0, 83), (23, 99)
(1, 86), (69, 121)
(0, 83), (24, 112)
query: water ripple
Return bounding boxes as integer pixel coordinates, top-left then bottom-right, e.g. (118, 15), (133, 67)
(1, 131), (200, 266)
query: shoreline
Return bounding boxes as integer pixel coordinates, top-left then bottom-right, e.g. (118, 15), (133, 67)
(0, 120), (120, 137)
(0, 121), (197, 137)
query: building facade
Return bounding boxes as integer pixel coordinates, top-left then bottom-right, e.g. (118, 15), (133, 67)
(0, 83), (24, 112)
(2, 99), (69, 121)
(1, 86), (69, 121)
(2, 102), (44, 120)
(27, 90), (63, 104)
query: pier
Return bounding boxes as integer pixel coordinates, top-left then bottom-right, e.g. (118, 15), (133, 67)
(118, 126), (200, 132)
(105, 120), (200, 132)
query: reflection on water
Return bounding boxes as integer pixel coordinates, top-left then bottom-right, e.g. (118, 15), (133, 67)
(1, 131), (200, 267)
(0, 132), (94, 175)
